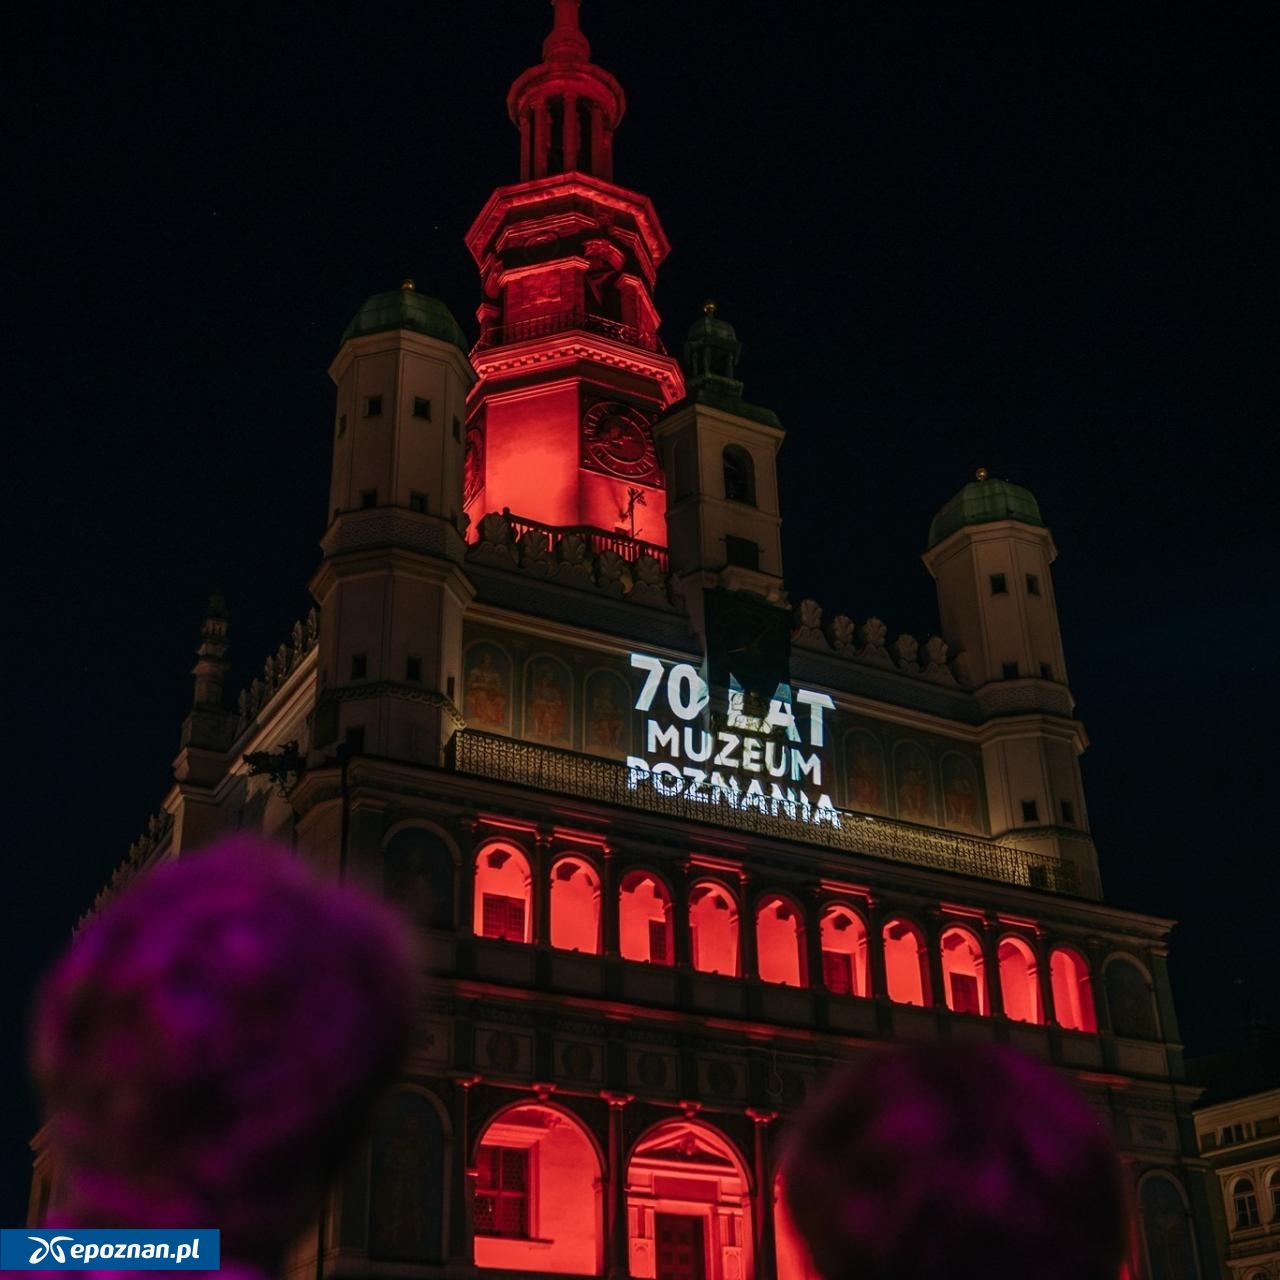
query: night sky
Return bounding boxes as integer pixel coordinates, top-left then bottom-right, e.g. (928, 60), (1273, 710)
(4, 2), (1274, 1221)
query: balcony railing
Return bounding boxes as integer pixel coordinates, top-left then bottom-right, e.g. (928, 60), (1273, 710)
(450, 730), (1078, 895)
(475, 309), (667, 354)
(490, 512), (669, 573)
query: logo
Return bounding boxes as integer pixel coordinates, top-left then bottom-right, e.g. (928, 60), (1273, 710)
(27, 1238), (72, 1265)
(1, 1227), (221, 1270)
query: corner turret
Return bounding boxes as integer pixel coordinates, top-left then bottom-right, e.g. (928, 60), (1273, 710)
(654, 306), (787, 649)
(923, 469), (1100, 896)
(309, 280), (477, 766)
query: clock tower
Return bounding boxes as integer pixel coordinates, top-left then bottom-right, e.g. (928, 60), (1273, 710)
(463, 0), (685, 545)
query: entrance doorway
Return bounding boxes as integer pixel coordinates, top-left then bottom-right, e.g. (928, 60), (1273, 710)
(656, 1214), (705, 1280)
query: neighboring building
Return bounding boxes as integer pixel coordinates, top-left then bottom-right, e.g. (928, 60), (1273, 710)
(31, 4), (1216, 1278)
(1191, 1029), (1280, 1280)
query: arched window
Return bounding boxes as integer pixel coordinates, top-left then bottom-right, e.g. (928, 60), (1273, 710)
(1139, 1175), (1199, 1280)
(385, 828), (455, 929)
(473, 1103), (603, 1275)
(627, 1120), (752, 1280)
(1105, 956), (1159, 1040)
(1050, 946), (1097, 1032)
(819, 904), (868, 997)
(619, 871), (673, 965)
(756, 895), (806, 987)
(997, 935), (1042, 1024)
(940, 926), (987, 1016)
(368, 1089), (447, 1262)
(882, 918), (928, 1007)
(473, 843), (532, 943)
(1269, 1170), (1280, 1220)
(550, 857), (600, 954)
(722, 444), (756, 506)
(1233, 1177), (1260, 1229)
(689, 882), (739, 976)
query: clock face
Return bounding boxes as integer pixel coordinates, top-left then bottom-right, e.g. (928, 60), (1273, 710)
(581, 400), (660, 482)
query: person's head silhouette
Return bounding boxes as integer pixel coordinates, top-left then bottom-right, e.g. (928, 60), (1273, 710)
(32, 835), (416, 1278)
(781, 1042), (1129, 1280)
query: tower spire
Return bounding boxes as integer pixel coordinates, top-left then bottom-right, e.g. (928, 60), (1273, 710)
(507, 0), (625, 180)
(543, 0), (589, 62)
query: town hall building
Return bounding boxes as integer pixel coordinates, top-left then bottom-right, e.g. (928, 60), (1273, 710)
(30, 4), (1218, 1278)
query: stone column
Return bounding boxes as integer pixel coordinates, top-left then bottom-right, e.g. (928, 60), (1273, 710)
(455, 1075), (481, 1265)
(925, 911), (947, 1011)
(602, 1091), (634, 1280)
(1035, 932), (1057, 1025)
(533, 832), (551, 947)
(601, 844), (620, 958)
(533, 100), (550, 178)
(747, 1108), (778, 1280)
(672, 864), (692, 968)
(518, 111), (532, 181)
(562, 92), (580, 172)
(738, 876), (757, 982)
(866, 897), (887, 1000)
(804, 889), (825, 993)
(983, 920), (1005, 1020)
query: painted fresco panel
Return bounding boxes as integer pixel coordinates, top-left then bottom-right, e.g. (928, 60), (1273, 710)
(463, 642), (512, 733)
(893, 741), (936, 824)
(845, 731), (887, 814)
(941, 752), (983, 833)
(585, 668), (631, 757)
(524, 657), (572, 745)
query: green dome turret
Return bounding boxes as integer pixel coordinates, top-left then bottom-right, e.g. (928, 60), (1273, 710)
(680, 303), (780, 428)
(341, 280), (468, 353)
(927, 468), (1044, 549)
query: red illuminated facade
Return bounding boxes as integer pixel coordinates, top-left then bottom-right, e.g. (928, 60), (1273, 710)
(35, 4), (1217, 1279)
(463, 0), (682, 545)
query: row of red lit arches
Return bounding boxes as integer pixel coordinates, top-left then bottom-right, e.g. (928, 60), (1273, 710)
(473, 843), (1098, 1032)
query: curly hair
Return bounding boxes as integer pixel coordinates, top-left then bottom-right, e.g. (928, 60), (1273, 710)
(780, 1043), (1129, 1280)
(32, 835), (416, 1271)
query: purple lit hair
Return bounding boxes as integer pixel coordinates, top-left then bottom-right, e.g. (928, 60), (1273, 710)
(32, 835), (416, 1276)
(781, 1042), (1129, 1280)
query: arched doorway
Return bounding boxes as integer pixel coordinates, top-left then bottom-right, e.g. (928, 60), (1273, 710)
(472, 1102), (603, 1275)
(626, 1120), (753, 1280)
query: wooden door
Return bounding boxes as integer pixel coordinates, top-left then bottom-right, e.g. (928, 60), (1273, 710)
(656, 1214), (705, 1280)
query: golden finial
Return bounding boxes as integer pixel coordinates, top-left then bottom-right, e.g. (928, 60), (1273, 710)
(974, 466), (989, 482)
(401, 277), (416, 292)
(703, 300), (717, 315)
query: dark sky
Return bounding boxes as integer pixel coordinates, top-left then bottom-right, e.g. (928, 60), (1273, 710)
(4, 1), (1275, 1221)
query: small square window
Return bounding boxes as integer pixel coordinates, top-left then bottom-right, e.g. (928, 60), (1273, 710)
(406, 656), (422, 682)
(413, 396), (431, 420)
(1021, 800), (1039, 823)
(409, 491), (427, 513)
(361, 489), (377, 509)
(345, 726), (365, 754)
(452, 415), (462, 442)
(1026, 573), (1041, 596)
(989, 573), (1008, 595)
(364, 394), (383, 417)
(1060, 799), (1076, 825)
(725, 534), (760, 571)
(1002, 662), (1019, 680)
(350, 653), (367, 680)
(1039, 662), (1053, 680)
(337, 413), (347, 437)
